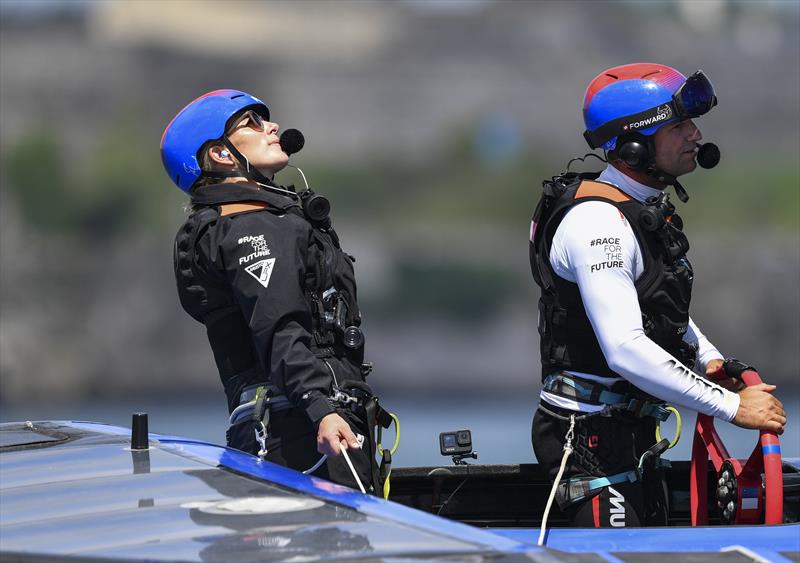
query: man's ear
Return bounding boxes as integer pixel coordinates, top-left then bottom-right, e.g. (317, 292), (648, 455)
(208, 145), (233, 165)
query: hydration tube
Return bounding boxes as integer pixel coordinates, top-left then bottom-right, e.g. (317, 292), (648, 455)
(303, 454), (328, 475)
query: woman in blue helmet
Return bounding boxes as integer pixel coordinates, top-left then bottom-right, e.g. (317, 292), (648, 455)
(162, 90), (382, 492)
(529, 64), (785, 527)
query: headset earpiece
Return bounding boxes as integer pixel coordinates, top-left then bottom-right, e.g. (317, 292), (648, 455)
(220, 149), (230, 158)
(617, 138), (650, 169)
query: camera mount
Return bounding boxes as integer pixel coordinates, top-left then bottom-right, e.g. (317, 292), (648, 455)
(451, 452), (479, 466)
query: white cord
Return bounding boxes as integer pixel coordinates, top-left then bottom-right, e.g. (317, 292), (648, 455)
(254, 180), (301, 199)
(286, 164), (310, 191)
(323, 359), (340, 387)
(340, 439), (366, 494)
(302, 455), (328, 475)
(538, 414), (575, 547)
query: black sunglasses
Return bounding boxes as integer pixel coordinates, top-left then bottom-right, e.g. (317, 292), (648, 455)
(228, 110), (266, 135)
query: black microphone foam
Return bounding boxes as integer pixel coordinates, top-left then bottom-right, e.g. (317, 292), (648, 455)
(697, 142), (720, 169)
(279, 129), (305, 156)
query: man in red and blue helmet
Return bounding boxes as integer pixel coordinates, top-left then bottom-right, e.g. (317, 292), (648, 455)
(529, 64), (786, 527)
(162, 90), (383, 493)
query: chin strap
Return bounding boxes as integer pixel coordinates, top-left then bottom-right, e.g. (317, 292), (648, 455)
(646, 166), (690, 203)
(203, 137), (300, 201)
(222, 138), (272, 184)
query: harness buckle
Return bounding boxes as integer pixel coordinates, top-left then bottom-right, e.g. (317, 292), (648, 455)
(627, 398), (647, 418)
(330, 387), (359, 406)
(626, 398), (671, 421)
(255, 421), (268, 459)
(637, 438), (671, 473)
(253, 386), (272, 459)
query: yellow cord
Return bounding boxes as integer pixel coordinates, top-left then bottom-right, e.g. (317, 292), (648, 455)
(655, 406), (682, 449)
(377, 412), (400, 455)
(377, 413), (400, 500)
(382, 469), (391, 499)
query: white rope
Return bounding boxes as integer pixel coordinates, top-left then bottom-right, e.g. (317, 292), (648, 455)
(538, 414), (575, 547)
(340, 443), (366, 494)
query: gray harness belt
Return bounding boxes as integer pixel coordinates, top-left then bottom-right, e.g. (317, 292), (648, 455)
(227, 382), (369, 459)
(543, 372), (671, 420)
(229, 384), (291, 427)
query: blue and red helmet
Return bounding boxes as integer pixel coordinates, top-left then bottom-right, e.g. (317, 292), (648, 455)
(160, 89), (269, 192)
(582, 63), (717, 151)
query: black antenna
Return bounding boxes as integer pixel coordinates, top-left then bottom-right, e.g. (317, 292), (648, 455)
(564, 152), (607, 174)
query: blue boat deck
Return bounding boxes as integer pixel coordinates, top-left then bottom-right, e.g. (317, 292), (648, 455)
(1, 420), (798, 562)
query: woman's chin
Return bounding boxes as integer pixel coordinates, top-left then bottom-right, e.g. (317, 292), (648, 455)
(258, 158), (290, 178)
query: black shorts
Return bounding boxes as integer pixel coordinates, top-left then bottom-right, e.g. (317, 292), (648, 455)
(532, 403), (668, 527)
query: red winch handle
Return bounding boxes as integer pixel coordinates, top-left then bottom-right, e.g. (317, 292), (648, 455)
(690, 361), (783, 526)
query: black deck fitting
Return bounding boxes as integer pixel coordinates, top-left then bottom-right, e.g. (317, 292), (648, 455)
(131, 412), (149, 450)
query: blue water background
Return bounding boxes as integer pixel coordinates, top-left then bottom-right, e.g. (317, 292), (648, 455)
(3, 394), (797, 467)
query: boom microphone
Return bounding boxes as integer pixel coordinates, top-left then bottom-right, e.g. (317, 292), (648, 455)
(279, 129), (305, 156)
(697, 142), (720, 169)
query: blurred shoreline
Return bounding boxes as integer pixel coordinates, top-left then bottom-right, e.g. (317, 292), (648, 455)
(1, 1), (798, 406)
(1, 215), (797, 404)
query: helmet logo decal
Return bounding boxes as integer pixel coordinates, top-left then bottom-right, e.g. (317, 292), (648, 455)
(245, 258), (276, 288)
(624, 104), (673, 132)
(183, 158), (201, 174)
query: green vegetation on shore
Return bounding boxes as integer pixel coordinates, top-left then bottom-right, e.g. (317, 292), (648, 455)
(3, 122), (798, 242)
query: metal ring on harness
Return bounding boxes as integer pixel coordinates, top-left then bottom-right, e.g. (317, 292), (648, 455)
(377, 412), (400, 456)
(689, 362), (783, 526)
(655, 405), (682, 449)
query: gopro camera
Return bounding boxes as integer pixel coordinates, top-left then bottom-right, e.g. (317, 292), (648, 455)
(439, 429), (472, 456)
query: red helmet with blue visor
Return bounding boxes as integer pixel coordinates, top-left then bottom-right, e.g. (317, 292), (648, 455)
(160, 89), (270, 192)
(582, 63), (717, 151)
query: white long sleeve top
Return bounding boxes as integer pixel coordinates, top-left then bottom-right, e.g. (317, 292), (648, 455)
(539, 165), (740, 421)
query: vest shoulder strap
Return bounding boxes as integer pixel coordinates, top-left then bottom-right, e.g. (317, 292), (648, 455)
(574, 180), (632, 203)
(220, 201), (269, 217)
(531, 178), (634, 291)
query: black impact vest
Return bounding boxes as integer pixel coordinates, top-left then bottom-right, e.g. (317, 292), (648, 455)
(529, 172), (696, 381)
(174, 183), (364, 413)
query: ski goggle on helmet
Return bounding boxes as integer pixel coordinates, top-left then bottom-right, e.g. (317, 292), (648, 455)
(160, 89), (270, 192)
(582, 63), (717, 151)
